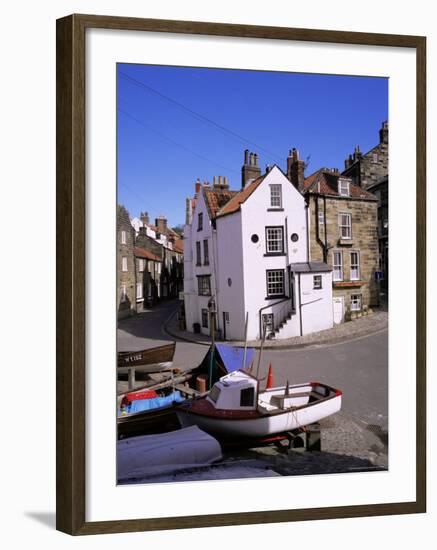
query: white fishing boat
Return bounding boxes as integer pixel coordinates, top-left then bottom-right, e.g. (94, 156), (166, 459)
(176, 370), (342, 438)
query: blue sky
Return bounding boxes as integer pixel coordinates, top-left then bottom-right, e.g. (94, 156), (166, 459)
(117, 64), (388, 228)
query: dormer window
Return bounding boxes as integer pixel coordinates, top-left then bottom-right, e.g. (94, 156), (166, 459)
(338, 178), (350, 196)
(269, 184), (282, 208)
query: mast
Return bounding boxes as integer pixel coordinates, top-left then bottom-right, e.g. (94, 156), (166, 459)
(242, 312), (249, 370)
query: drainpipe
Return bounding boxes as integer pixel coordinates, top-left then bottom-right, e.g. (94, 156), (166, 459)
(323, 195), (328, 261)
(314, 194), (328, 263)
(304, 198), (310, 262)
(298, 273), (303, 336)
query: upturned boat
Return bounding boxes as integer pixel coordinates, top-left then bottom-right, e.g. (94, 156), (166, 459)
(176, 370), (342, 438)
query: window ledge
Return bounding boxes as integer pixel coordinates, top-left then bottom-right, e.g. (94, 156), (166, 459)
(338, 238), (354, 246)
(265, 294), (287, 300)
(264, 252), (286, 257)
(267, 208), (284, 212)
(333, 281), (364, 288)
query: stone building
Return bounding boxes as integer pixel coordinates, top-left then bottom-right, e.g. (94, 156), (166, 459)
(367, 175), (388, 292)
(292, 163), (379, 323)
(117, 205), (184, 319)
(343, 121), (389, 295)
(117, 205), (136, 319)
(134, 246), (162, 309)
(342, 121), (388, 190)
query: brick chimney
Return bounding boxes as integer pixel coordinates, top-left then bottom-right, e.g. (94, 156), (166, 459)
(241, 149), (261, 188)
(140, 211), (149, 225)
(344, 154), (354, 170)
(379, 120), (388, 144)
(155, 215), (167, 234)
(212, 175), (230, 190)
(287, 148), (305, 192)
(353, 145), (362, 162)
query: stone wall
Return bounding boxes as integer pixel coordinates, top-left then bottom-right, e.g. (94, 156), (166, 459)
(117, 205), (136, 319)
(342, 121), (388, 190)
(308, 195), (379, 316)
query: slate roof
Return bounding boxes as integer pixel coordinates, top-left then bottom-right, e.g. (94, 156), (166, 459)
(289, 261), (332, 273)
(303, 169), (377, 200)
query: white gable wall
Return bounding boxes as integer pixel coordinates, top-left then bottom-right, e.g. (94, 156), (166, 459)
(240, 167), (308, 340)
(215, 211), (246, 340)
(183, 190), (217, 336)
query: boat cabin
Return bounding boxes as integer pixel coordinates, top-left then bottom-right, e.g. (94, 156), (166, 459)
(206, 371), (258, 411)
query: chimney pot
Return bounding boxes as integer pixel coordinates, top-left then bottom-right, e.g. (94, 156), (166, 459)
(244, 149), (249, 165)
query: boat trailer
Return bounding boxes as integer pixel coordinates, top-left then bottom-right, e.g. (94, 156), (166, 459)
(220, 422), (322, 453)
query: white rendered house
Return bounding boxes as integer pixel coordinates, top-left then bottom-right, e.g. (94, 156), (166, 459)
(184, 166), (333, 340)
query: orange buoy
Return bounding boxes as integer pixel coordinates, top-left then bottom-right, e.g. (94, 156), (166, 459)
(266, 364), (274, 389)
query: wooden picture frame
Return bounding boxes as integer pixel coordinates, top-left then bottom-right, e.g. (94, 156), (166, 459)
(56, 13), (426, 535)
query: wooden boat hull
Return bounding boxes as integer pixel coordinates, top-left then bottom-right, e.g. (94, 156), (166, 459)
(176, 385), (341, 438)
(118, 342), (176, 375)
(118, 404), (181, 439)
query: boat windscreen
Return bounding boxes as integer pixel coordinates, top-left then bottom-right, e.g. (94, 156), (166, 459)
(209, 385), (221, 403)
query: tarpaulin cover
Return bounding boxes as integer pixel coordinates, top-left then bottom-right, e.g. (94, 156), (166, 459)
(120, 391), (184, 416)
(215, 344), (255, 373)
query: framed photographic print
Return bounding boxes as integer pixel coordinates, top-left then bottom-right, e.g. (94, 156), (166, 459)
(56, 14), (426, 535)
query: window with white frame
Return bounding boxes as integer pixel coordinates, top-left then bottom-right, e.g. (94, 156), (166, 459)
(138, 258), (145, 272)
(197, 275), (211, 296)
(136, 282), (143, 300)
(121, 230), (127, 244)
(350, 251), (360, 280)
(198, 212), (203, 231)
(350, 294), (362, 311)
(269, 184), (282, 208)
(266, 270), (285, 297)
(313, 275), (322, 289)
(266, 226), (284, 254)
(203, 239), (209, 265)
(121, 256), (128, 272)
(120, 285), (127, 302)
(318, 210), (325, 231)
(338, 179), (350, 196)
(333, 251), (343, 281)
(372, 152), (379, 164)
(201, 309), (209, 328)
(339, 213), (352, 239)
(196, 241), (201, 265)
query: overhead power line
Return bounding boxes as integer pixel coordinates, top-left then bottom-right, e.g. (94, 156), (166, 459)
(118, 107), (239, 176)
(118, 70), (285, 166)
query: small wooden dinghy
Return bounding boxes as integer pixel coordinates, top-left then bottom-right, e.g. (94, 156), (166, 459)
(176, 370), (342, 439)
(118, 342), (176, 375)
(117, 425), (223, 482)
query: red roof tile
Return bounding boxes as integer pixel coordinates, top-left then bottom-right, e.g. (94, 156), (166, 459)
(134, 247), (161, 261)
(173, 239), (184, 253)
(304, 169), (377, 200)
(216, 174), (267, 217)
(203, 188), (239, 219)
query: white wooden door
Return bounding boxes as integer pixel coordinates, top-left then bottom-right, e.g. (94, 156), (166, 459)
(333, 296), (344, 324)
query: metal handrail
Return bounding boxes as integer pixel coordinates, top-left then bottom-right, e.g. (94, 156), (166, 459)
(258, 296), (291, 338)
